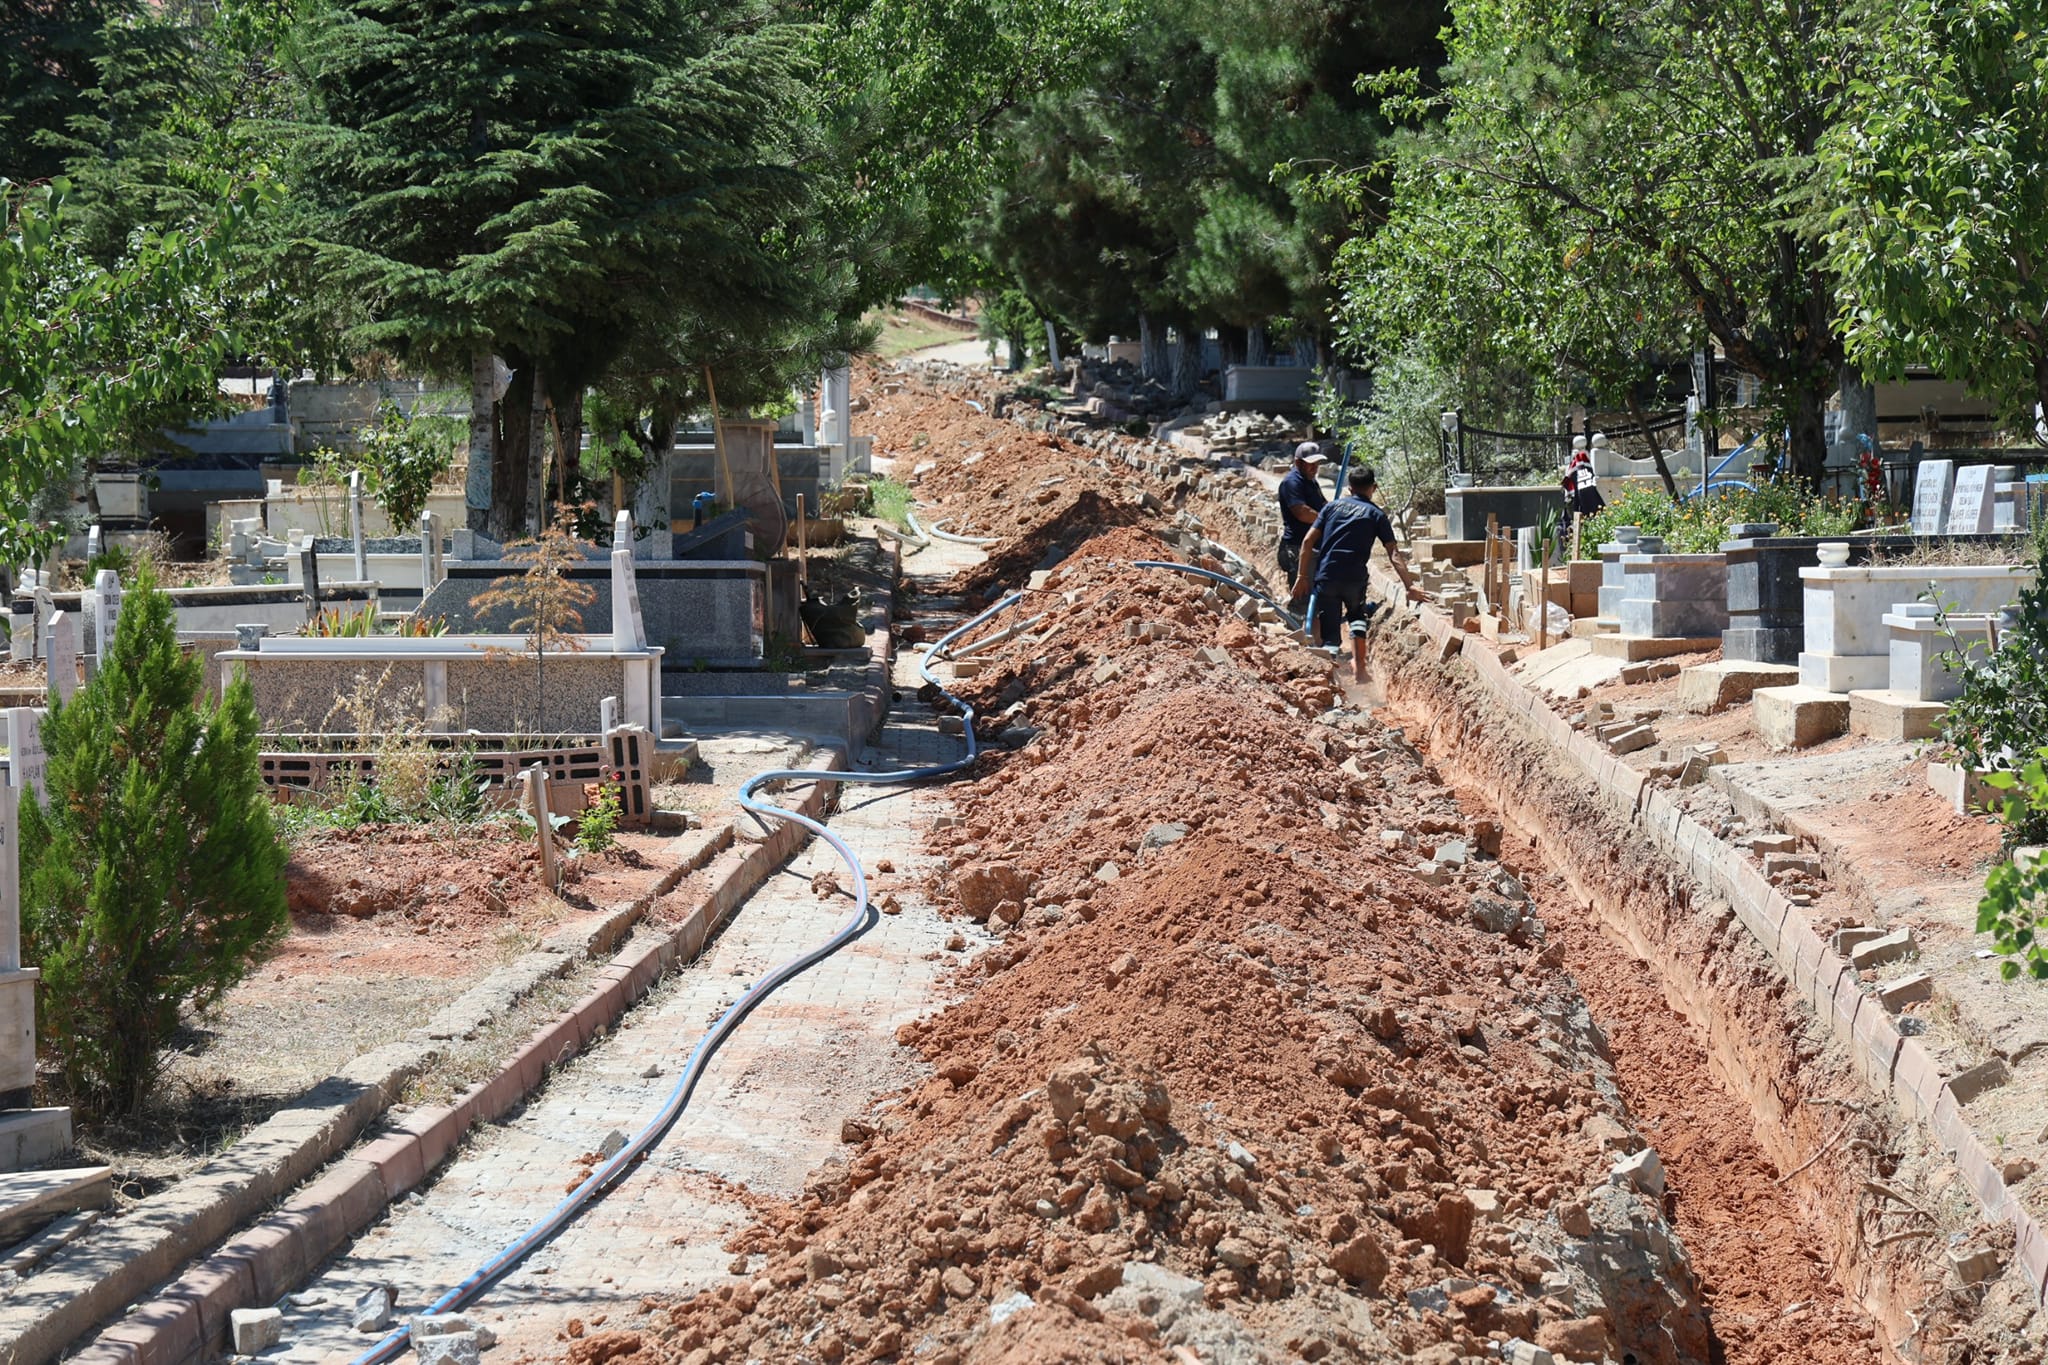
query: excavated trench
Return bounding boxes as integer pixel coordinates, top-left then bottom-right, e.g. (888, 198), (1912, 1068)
(1353, 622), (1915, 1363)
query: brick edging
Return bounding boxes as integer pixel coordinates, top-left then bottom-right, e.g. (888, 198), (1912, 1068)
(1391, 592), (2048, 1301)
(79, 755), (849, 1365)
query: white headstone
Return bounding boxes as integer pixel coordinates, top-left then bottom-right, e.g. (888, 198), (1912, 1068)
(45, 613), (77, 704)
(600, 695), (619, 734)
(797, 396), (817, 447)
(1949, 465), (1995, 534)
(6, 608), (26, 664)
(610, 549), (646, 651)
(418, 512), (445, 594)
(613, 510), (632, 552)
(348, 470), (368, 581)
(7, 710), (46, 803)
(89, 570), (121, 663)
(1912, 459), (1955, 535)
(0, 783), (15, 972)
(84, 525), (102, 563)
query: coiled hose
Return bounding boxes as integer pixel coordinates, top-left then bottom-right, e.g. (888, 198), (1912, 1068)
(348, 592), (1028, 1365)
(1131, 560), (1304, 632)
(907, 508), (998, 547)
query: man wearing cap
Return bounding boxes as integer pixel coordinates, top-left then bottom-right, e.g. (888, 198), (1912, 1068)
(1290, 465), (1426, 681)
(1276, 441), (1329, 587)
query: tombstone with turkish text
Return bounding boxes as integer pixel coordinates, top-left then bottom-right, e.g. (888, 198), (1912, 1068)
(1912, 460), (1956, 536)
(88, 570), (122, 668)
(611, 550), (646, 651)
(1948, 465), (1995, 534)
(46, 612), (77, 704)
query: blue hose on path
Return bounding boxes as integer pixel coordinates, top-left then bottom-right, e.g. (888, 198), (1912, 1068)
(1131, 560), (1304, 632)
(347, 593), (1028, 1365)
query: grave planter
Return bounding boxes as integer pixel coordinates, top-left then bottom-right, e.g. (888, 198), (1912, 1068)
(1799, 563), (2033, 693)
(1929, 761), (2005, 815)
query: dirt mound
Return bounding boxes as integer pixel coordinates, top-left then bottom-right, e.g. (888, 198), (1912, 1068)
(284, 822), (536, 925)
(593, 526), (1709, 1365)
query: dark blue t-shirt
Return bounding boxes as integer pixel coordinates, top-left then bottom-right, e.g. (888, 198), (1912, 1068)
(1309, 495), (1395, 587)
(1277, 467), (1328, 546)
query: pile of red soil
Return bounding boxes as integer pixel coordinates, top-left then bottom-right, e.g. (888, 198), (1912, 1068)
(567, 533), (1710, 1365)
(285, 822), (538, 926)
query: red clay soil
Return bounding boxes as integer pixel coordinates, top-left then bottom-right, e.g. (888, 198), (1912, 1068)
(282, 823), (668, 978)
(562, 537), (1716, 1365)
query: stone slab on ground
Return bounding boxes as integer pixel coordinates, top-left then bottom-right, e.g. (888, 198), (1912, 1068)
(1587, 634), (1720, 662)
(0, 1109), (74, 1174)
(0, 1168), (111, 1244)
(1848, 689), (1946, 743)
(1677, 661), (1798, 715)
(1753, 684), (1850, 750)
(1509, 638), (1627, 699)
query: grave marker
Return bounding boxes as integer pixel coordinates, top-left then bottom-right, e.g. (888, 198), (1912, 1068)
(88, 571), (121, 670)
(84, 525), (102, 563)
(600, 695), (619, 734)
(1949, 464), (1995, 534)
(1912, 459), (1955, 535)
(45, 612), (77, 704)
(611, 550), (646, 651)
(7, 709), (46, 803)
(418, 512), (445, 594)
(613, 510), (632, 552)
(348, 470), (368, 581)
(521, 766), (560, 892)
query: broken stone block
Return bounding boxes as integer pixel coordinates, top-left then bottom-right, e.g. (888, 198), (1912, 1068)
(1464, 1188), (1503, 1221)
(1877, 973), (1933, 1012)
(1611, 1147), (1665, 1198)
(352, 1286), (394, 1334)
(1746, 833), (1799, 855)
(1847, 929), (1915, 970)
(1093, 861), (1122, 883)
(1503, 1342), (1557, 1365)
(1379, 828), (1407, 851)
(231, 1308), (284, 1355)
(1194, 647), (1231, 667)
(1950, 1246), (2003, 1285)
(1092, 660), (1121, 685)
(1832, 926), (1881, 956)
(1434, 839), (1468, 868)
(415, 1333), (481, 1365)
(1764, 852), (1823, 880)
(1604, 725), (1656, 755)
(1950, 1056), (2010, 1104)
(411, 1314), (496, 1349)
(1414, 860), (1449, 885)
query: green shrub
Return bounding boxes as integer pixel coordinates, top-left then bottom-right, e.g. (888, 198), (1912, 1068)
(1577, 481), (1865, 557)
(20, 570), (289, 1118)
(575, 780), (623, 855)
(1975, 752), (2048, 979)
(1932, 524), (2048, 843)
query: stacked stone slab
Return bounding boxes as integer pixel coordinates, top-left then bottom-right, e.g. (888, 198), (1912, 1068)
(1617, 553), (1728, 639)
(1596, 530), (1662, 622)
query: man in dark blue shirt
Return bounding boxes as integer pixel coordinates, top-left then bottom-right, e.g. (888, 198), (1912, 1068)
(1275, 442), (1329, 585)
(1289, 465), (1425, 679)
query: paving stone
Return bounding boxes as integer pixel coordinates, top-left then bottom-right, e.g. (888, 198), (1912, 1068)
(231, 1308), (283, 1354)
(1877, 973), (1933, 1012)
(1848, 930), (1915, 970)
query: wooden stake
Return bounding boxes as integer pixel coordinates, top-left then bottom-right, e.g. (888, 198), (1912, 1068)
(522, 765), (560, 893)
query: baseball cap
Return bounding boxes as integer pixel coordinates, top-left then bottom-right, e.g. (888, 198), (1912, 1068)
(1294, 442), (1327, 464)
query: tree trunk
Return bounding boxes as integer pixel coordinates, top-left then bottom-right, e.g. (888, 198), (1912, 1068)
(527, 360), (547, 533)
(1220, 326), (1247, 369)
(1139, 313), (1170, 383)
(553, 384), (585, 504)
(1247, 324), (1271, 366)
(1169, 324), (1202, 400)
(492, 365), (533, 542)
(1785, 378), (1829, 486)
(465, 352), (496, 533)
(1839, 365), (1877, 458)
(1625, 395), (1680, 498)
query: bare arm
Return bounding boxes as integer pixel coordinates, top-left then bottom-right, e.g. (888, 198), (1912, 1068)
(1289, 500), (1320, 526)
(1290, 524), (1323, 600)
(1381, 536), (1426, 602)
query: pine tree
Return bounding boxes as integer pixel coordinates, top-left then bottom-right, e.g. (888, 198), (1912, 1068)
(19, 569), (289, 1119)
(289, 0), (830, 537)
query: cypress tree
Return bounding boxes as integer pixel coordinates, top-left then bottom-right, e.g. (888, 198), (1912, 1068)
(19, 571), (288, 1119)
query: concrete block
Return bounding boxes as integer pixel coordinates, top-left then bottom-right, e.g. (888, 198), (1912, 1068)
(1752, 685), (1849, 750)
(1951, 1246), (2003, 1285)
(230, 1307), (284, 1354)
(1611, 1146), (1665, 1197)
(1618, 597), (1729, 639)
(1677, 660), (1798, 714)
(1588, 633), (1721, 661)
(1849, 930), (1915, 970)
(1747, 833), (1799, 854)
(1878, 973), (1933, 1011)
(1929, 761), (2004, 815)
(1848, 689), (1946, 742)
(1797, 649), (1889, 694)
(1950, 1057), (2010, 1104)
(1604, 725), (1656, 755)
(416, 1332), (481, 1365)
(0, 1108), (74, 1172)
(1764, 853), (1822, 879)
(1832, 926), (1883, 955)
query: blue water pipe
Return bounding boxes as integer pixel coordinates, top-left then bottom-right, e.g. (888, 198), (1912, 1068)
(1132, 560), (1304, 631)
(347, 592), (1029, 1365)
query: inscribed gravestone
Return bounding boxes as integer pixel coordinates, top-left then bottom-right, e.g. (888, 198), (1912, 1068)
(89, 570), (122, 663)
(419, 512), (445, 594)
(0, 709), (45, 973)
(1949, 465), (1995, 534)
(1912, 460), (1956, 535)
(610, 550), (646, 651)
(46, 612), (77, 703)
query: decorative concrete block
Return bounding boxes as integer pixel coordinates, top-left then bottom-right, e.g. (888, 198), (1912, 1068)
(1754, 684), (1851, 750)
(1885, 608), (1993, 702)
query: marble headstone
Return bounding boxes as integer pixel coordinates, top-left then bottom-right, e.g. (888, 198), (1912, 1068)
(1912, 460), (1955, 535)
(1949, 464), (1995, 534)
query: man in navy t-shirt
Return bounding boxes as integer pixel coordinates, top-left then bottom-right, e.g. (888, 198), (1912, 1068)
(1275, 442), (1329, 585)
(1289, 465), (1426, 679)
